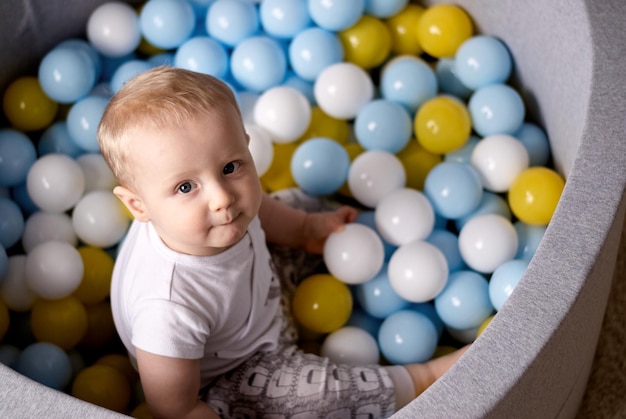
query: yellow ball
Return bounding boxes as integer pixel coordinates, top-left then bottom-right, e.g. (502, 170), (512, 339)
(397, 140), (442, 191)
(72, 364), (131, 413)
(292, 274), (353, 334)
(415, 96), (471, 154)
(508, 167), (565, 225)
(96, 353), (140, 384)
(260, 142), (299, 193)
(30, 296), (88, 350)
(80, 301), (117, 349)
(130, 402), (153, 419)
(338, 15), (392, 69)
(299, 106), (351, 145)
(3, 76), (58, 131)
(73, 247), (114, 304)
(417, 4), (473, 58)
(0, 299), (9, 341)
(477, 315), (495, 337)
(385, 4), (425, 55)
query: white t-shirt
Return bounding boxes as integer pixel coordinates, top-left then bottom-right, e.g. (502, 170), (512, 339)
(110, 216), (282, 388)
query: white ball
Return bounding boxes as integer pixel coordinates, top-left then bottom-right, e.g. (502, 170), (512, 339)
(323, 223), (384, 284)
(348, 150), (406, 208)
(314, 62), (374, 120)
(25, 241), (84, 299)
(0, 255), (37, 312)
(72, 190), (131, 248)
(375, 188), (435, 246)
(321, 326), (380, 365)
(253, 86), (312, 143)
(26, 154), (86, 213)
(22, 212), (78, 253)
(76, 153), (117, 193)
(388, 241), (449, 302)
(87, 1), (141, 57)
(245, 124), (274, 176)
(470, 134), (529, 192)
(458, 214), (518, 273)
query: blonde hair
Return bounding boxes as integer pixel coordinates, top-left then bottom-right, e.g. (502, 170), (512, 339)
(97, 66), (243, 188)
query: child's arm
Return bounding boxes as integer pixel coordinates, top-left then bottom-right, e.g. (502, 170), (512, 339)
(136, 349), (220, 419)
(258, 194), (358, 254)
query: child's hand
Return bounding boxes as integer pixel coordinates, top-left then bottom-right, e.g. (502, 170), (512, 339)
(301, 205), (358, 254)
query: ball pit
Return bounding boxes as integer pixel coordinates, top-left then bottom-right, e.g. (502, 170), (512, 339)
(0, 1), (625, 418)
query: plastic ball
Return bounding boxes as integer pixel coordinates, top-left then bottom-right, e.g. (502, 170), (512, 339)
(299, 106), (351, 144)
(3, 77), (58, 131)
(87, 1), (141, 57)
(345, 307), (383, 338)
(435, 58), (473, 101)
(470, 134), (530, 193)
(30, 296), (88, 350)
(57, 38), (103, 81)
(425, 228), (466, 272)
(514, 122), (551, 167)
(444, 135), (479, 164)
(354, 211), (397, 262)
(72, 190), (131, 248)
(347, 150), (406, 208)
(415, 95), (472, 154)
(38, 46), (97, 104)
(245, 124), (274, 176)
(307, 0), (365, 31)
(380, 55), (438, 115)
(396, 140), (442, 191)
(289, 27), (344, 82)
(230, 36), (287, 93)
(259, 0), (311, 39)
(95, 353), (139, 384)
(281, 73), (315, 104)
(434, 270), (493, 330)
(323, 224), (384, 284)
(514, 221), (547, 260)
(454, 191), (512, 231)
(174, 36), (229, 78)
(454, 35), (513, 90)
(291, 274), (353, 334)
(354, 264), (410, 319)
(206, 0), (260, 47)
(25, 241), (84, 300)
(416, 4), (473, 58)
(290, 137), (350, 196)
(375, 188), (435, 246)
(387, 240), (449, 303)
(253, 86), (312, 143)
(0, 298), (8, 341)
(489, 259), (529, 311)
(313, 62), (374, 120)
(21, 211), (78, 253)
(468, 83), (526, 137)
(38, 122), (83, 158)
(0, 245), (7, 280)
(66, 95), (109, 152)
(0, 255), (37, 312)
(139, 0), (195, 49)
(76, 153), (118, 193)
(14, 342), (72, 390)
(411, 302), (445, 338)
(0, 197), (25, 249)
(0, 129), (38, 188)
(354, 99), (412, 153)
(337, 15), (392, 70)
(424, 162), (483, 220)
(80, 301), (117, 348)
(110, 59), (152, 94)
(378, 310), (438, 364)
(26, 154), (86, 213)
(259, 142), (298, 192)
(72, 364), (132, 413)
(458, 214), (518, 274)
(508, 167), (565, 225)
(385, 3), (424, 55)
(321, 326), (380, 365)
(0, 345), (20, 368)
(11, 183), (39, 216)
(72, 246), (114, 305)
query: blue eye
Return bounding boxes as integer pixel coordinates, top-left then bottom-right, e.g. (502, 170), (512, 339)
(223, 161), (240, 175)
(177, 181), (195, 194)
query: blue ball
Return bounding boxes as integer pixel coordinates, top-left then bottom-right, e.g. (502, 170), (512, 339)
(469, 84), (525, 137)
(436, 58), (473, 101)
(308, 0), (365, 31)
(147, 52), (175, 68)
(426, 229), (466, 272)
(514, 122), (551, 167)
(14, 342), (72, 391)
(38, 46), (97, 104)
(288, 27), (343, 82)
(354, 264), (410, 319)
(354, 99), (412, 153)
(206, 0), (260, 47)
(444, 135), (479, 164)
(110, 59), (153, 94)
(0, 197), (25, 249)
(355, 211), (397, 261)
(0, 245), (7, 281)
(0, 129), (37, 187)
(66, 95), (110, 153)
(100, 52), (137, 82)
(380, 56), (438, 114)
(56, 38), (103, 82)
(365, 0), (408, 18)
(290, 137), (350, 196)
(38, 122), (83, 158)
(282, 72), (316, 104)
(174, 36), (229, 78)
(260, 0), (312, 39)
(424, 162), (483, 220)
(378, 310), (438, 364)
(231, 36), (287, 92)
(514, 221), (547, 260)
(489, 259), (529, 310)
(140, 0), (196, 49)
(410, 302), (445, 338)
(346, 306), (383, 338)
(11, 182), (40, 216)
(434, 270), (493, 330)
(454, 191), (512, 230)
(454, 35), (512, 90)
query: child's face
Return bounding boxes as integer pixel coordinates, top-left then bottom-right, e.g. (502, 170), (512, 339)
(118, 105), (263, 256)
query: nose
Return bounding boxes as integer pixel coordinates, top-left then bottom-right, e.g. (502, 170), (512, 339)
(207, 181), (235, 213)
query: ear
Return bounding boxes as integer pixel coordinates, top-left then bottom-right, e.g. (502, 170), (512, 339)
(114, 185), (150, 222)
